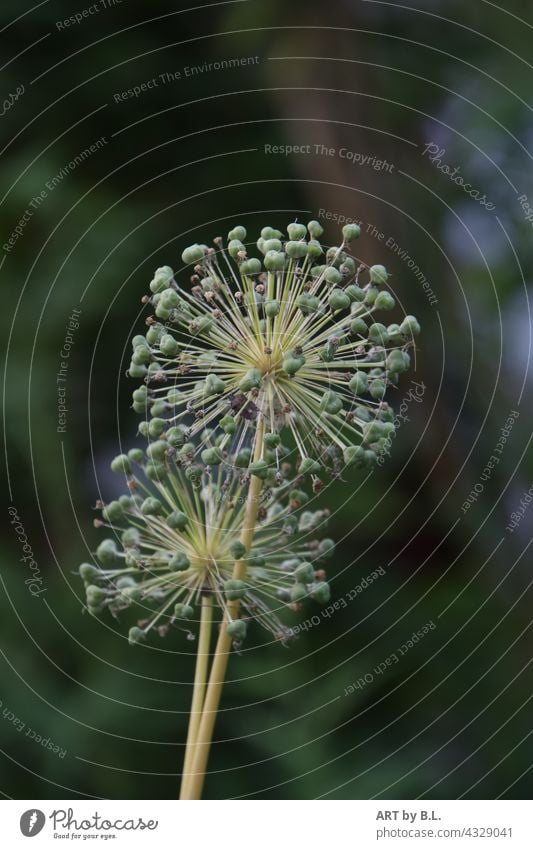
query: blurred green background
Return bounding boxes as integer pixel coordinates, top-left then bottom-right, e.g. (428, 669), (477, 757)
(2, 0), (533, 799)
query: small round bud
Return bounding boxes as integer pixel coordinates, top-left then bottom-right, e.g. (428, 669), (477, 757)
(296, 293), (320, 314)
(145, 462), (166, 481)
(181, 244), (206, 265)
(128, 362), (147, 378)
(364, 286), (379, 306)
(307, 239), (323, 259)
(240, 258), (262, 276)
(287, 222), (307, 240)
(348, 372), (368, 395)
(110, 454), (131, 474)
(220, 415), (237, 435)
(262, 238), (282, 253)
(282, 355), (305, 375)
(174, 603), (194, 620)
(264, 250), (285, 271)
(311, 581), (331, 603)
(350, 318), (368, 336)
(264, 299), (280, 318)
(295, 561), (315, 582)
(235, 448), (252, 468)
(101, 500), (124, 523)
(318, 538), (335, 560)
(343, 445), (365, 466)
(149, 266), (174, 293)
(340, 256), (356, 275)
(146, 324), (163, 345)
(239, 368), (262, 392)
(307, 219), (324, 238)
(346, 285), (365, 303)
(264, 432), (281, 449)
(342, 223), (361, 241)
(227, 619), (247, 641)
(320, 390), (343, 415)
(146, 440), (168, 462)
(128, 626), (146, 646)
(328, 289), (350, 311)
(169, 552), (190, 571)
(228, 225), (247, 241)
(141, 497), (163, 516)
(127, 447), (145, 464)
(160, 289), (179, 309)
(299, 457), (321, 475)
(369, 264), (389, 285)
(205, 374), (226, 395)
(324, 267), (343, 286)
(249, 459), (269, 480)
(369, 379), (387, 400)
(96, 539), (119, 565)
(228, 239), (244, 259)
(201, 446), (223, 465)
(224, 579), (247, 600)
(79, 563), (100, 583)
(400, 315), (421, 336)
(369, 323), (388, 345)
(167, 510), (189, 530)
(261, 226), (283, 240)
(285, 240), (308, 259)
(148, 418), (166, 438)
(166, 426), (186, 448)
(160, 334), (179, 357)
(374, 291), (395, 311)
(229, 540), (247, 560)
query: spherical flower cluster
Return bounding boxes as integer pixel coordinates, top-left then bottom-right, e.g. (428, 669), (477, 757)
(81, 448), (334, 646)
(127, 221), (420, 480)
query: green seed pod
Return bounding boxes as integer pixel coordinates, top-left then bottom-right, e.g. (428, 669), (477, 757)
(150, 400), (168, 418)
(311, 581), (331, 603)
(285, 240), (308, 259)
(363, 287), (379, 307)
(328, 289), (351, 311)
(146, 324), (163, 345)
(101, 500), (124, 523)
(79, 563), (100, 583)
(375, 291), (395, 311)
(96, 539), (119, 565)
(350, 318), (368, 337)
(148, 418), (166, 438)
(182, 244), (206, 265)
(201, 446), (223, 465)
(128, 626), (146, 646)
(132, 385), (148, 401)
(296, 293), (320, 314)
(121, 527), (140, 548)
(228, 225), (247, 241)
(194, 316), (214, 335)
(141, 497), (163, 516)
(264, 299), (280, 318)
(145, 462), (166, 481)
(261, 226), (283, 240)
(239, 368), (262, 392)
(264, 432), (281, 449)
(240, 258), (262, 276)
(343, 445), (366, 466)
(86, 584), (107, 605)
(166, 426), (186, 448)
(169, 552), (190, 571)
(289, 488), (309, 507)
(132, 345), (151, 365)
(295, 561), (315, 582)
(127, 448), (144, 466)
(349, 372), (369, 395)
(110, 454), (131, 474)
(386, 350), (409, 373)
(155, 303), (171, 320)
(174, 603), (194, 620)
(204, 373), (225, 395)
(224, 579), (247, 600)
(128, 362), (148, 378)
(369, 323), (388, 345)
(229, 540), (246, 559)
(290, 583), (307, 603)
(262, 238), (282, 253)
(340, 256), (356, 275)
(386, 324), (404, 345)
(228, 239), (244, 259)
(345, 285), (365, 303)
(320, 390), (343, 415)
(318, 538), (335, 560)
(249, 459), (269, 480)
(227, 619), (247, 641)
(287, 222), (307, 240)
(146, 440), (168, 461)
(342, 223), (361, 241)
(167, 388), (183, 405)
(307, 239), (323, 259)
(282, 355), (305, 375)
(324, 267), (343, 286)
(400, 314), (421, 336)
(307, 219), (324, 238)
(149, 265), (174, 293)
(167, 511), (189, 531)
(369, 264), (389, 285)
(299, 457), (321, 475)
(235, 448), (252, 467)
(220, 414), (236, 435)
(263, 250), (285, 271)
(159, 334), (179, 357)
(369, 379), (387, 400)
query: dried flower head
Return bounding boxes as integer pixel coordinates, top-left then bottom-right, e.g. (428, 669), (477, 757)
(128, 221), (420, 479)
(81, 448), (334, 646)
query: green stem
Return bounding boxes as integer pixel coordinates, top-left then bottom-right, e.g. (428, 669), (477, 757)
(179, 594), (213, 799)
(180, 419), (265, 800)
